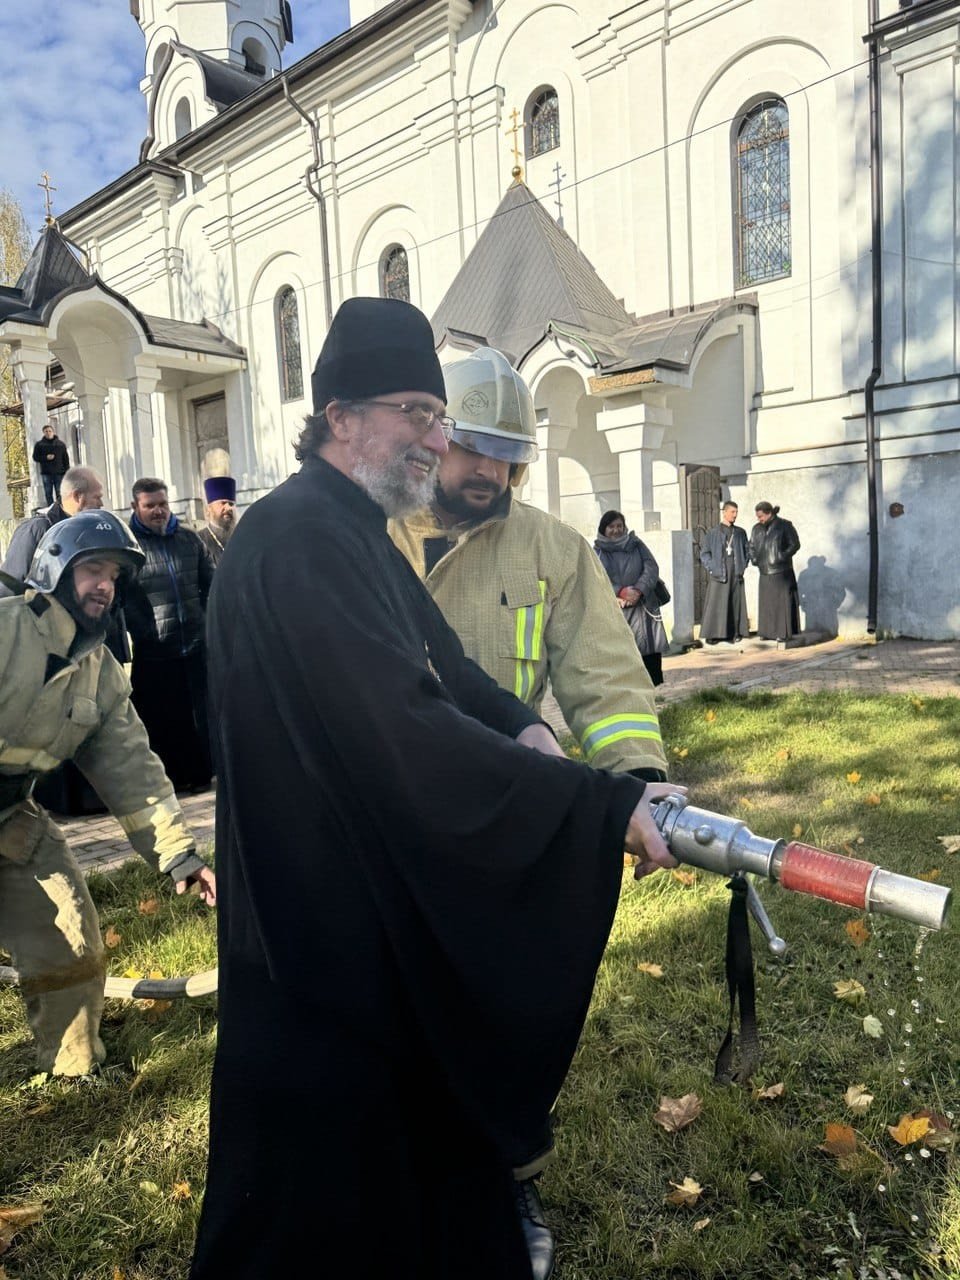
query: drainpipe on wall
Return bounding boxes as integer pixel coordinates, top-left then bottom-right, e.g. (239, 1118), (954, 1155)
(863, 0), (883, 635)
(282, 79), (334, 329)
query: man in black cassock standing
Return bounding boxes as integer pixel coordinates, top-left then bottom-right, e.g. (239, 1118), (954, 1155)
(699, 500), (751, 644)
(190, 297), (679, 1280)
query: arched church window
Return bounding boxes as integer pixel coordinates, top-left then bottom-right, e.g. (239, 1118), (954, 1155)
(380, 245), (410, 302)
(527, 89), (560, 158)
(174, 97), (193, 141)
(734, 99), (791, 287)
(276, 286), (304, 401)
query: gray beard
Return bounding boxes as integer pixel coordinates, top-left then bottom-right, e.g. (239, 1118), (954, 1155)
(354, 449), (436, 518)
(210, 518), (234, 540)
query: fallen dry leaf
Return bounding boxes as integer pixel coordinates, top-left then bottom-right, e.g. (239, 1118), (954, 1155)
(671, 868), (697, 887)
(754, 1082), (785, 1100)
(104, 926), (122, 949)
(24, 1103), (52, 1118)
(937, 835), (960, 855)
(846, 771), (862, 784)
(820, 1123), (859, 1169)
(865, 793), (882, 806)
(910, 697), (924, 711)
(637, 962), (664, 978)
(792, 823), (803, 838)
(0, 1204), (44, 1255)
(113, 1269), (126, 1280)
(665, 1177), (703, 1207)
(672, 747), (689, 759)
(623, 853), (637, 867)
(845, 919), (871, 948)
(123, 968), (144, 981)
(833, 979), (867, 1004)
(919, 868), (942, 882)
(138, 897), (159, 916)
(888, 1114), (933, 1146)
(748, 1171), (764, 1183)
(654, 1094), (702, 1133)
(171, 1181), (192, 1201)
(776, 748), (790, 760)
(862, 1015), (883, 1039)
(915, 1109), (956, 1150)
(939, 795), (955, 804)
(738, 796), (754, 810)
(693, 1217), (711, 1232)
(844, 1084), (875, 1114)
(704, 710), (717, 723)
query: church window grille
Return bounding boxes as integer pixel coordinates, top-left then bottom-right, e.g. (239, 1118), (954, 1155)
(735, 99), (791, 287)
(276, 287), (304, 401)
(528, 89), (560, 158)
(380, 245), (410, 302)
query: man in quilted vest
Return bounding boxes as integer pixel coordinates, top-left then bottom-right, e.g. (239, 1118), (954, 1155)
(126, 477), (216, 792)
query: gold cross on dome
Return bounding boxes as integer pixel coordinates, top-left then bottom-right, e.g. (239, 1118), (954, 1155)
(504, 107), (523, 181)
(38, 172), (57, 224)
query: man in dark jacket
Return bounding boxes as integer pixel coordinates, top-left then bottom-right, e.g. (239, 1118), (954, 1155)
(32, 424), (70, 505)
(126, 477), (215, 791)
(699, 500), (751, 644)
(0, 466), (104, 596)
(189, 297), (678, 1280)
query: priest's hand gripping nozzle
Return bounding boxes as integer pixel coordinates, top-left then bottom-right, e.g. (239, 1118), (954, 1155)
(650, 794), (952, 954)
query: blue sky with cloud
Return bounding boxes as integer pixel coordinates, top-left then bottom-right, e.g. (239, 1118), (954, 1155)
(2, 0), (349, 245)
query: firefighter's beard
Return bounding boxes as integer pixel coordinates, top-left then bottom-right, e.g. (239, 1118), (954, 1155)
(353, 437), (438, 518)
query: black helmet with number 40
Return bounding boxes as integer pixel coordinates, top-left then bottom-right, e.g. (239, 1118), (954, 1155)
(26, 511), (145, 594)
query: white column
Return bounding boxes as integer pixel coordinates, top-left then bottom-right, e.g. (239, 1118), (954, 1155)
(77, 390), (108, 482)
(128, 366), (161, 480)
(596, 399), (672, 532)
(10, 341), (52, 513)
(527, 422), (571, 517)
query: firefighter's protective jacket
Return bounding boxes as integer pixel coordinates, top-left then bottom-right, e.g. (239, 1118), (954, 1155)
(0, 591), (202, 879)
(390, 499), (668, 775)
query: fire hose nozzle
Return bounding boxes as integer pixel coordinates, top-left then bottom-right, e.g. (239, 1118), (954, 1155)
(652, 796), (952, 933)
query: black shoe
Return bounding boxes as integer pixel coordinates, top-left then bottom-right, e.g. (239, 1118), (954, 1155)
(513, 1178), (555, 1280)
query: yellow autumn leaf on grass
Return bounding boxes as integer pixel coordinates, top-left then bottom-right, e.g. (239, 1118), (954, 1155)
(637, 962), (664, 978)
(665, 1177), (703, 1207)
(123, 968), (144, 981)
(112, 1268), (126, 1280)
(653, 1094), (702, 1133)
(138, 897), (159, 916)
(862, 1015), (883, 1039)
(704, 710), (717, 722)
(845, 919), (871, 948)
(738, 796), (754, 810)
(910, 697), (924, 711)
(623, 853), (636, 867)
(754, 1082), (785, 1100)
(844, 1084), (874, 1114)
(672, 747), (689, 759)
(171, 1181), (192, 1201)
(865, 793), (882, 806)
(888, 1114), (933, 1146)
(792, 824), (803, 838)
(919, 869), (941, 882)
(776, 748), (790, 760)
(693, 1217), (711, 1231)
(0, 1204), (44, 1254)
(937, 835), (960, 854)
(939, 795), (955, 804)
(104, 926), (122, 949)
(846, 771), (862, 784)
(671, 868), (697, 886)
(833, 979), (866, 1004)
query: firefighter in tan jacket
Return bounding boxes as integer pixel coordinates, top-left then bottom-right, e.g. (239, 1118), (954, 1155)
(0, 511), (216, 1077)
(390, 347), (669, 1280)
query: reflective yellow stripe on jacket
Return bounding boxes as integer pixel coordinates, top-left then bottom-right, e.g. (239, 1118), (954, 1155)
(581, 714), (663, 763)
(513, 579), (546, 701)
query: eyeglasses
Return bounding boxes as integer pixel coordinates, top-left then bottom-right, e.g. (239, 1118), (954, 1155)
(350, 399), (456, 440)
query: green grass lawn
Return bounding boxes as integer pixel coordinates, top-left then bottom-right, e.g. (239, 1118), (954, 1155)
(1, 690), (958, 1279)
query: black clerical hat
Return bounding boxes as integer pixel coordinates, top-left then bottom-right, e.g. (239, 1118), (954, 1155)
(311, 297), (445, 413)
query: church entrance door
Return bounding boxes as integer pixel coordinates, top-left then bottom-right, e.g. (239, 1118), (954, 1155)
(193, 393), (230, 481)
(680, 463), (721, 625)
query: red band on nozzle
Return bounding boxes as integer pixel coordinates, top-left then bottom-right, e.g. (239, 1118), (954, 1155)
(779, 842), (875, 909)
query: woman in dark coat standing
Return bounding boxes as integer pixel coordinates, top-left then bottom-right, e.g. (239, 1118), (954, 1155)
(749, 501), (801, 640)
(595, 510), (668, 686)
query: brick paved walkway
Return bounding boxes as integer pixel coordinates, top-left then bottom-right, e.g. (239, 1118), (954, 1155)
(58, 637), (958, 872)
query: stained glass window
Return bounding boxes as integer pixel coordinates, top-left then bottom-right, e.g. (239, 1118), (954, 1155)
(381, 246), (410, 302)
(735, 100), (791, 287)
(276, 287), (303, 401)
(529, 89), (560, 158)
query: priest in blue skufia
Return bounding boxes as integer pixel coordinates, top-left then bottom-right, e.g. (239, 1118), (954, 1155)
(190, 296), (679, 1280)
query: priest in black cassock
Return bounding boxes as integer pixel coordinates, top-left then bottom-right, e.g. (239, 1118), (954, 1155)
(699, 500), (751, 644)
(190, 297), (679, 1280)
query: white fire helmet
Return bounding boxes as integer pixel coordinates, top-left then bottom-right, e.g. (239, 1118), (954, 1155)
(444, 347), (539, 486)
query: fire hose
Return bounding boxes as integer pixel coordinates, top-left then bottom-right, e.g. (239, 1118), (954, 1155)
(0, 797), (949, 1005)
